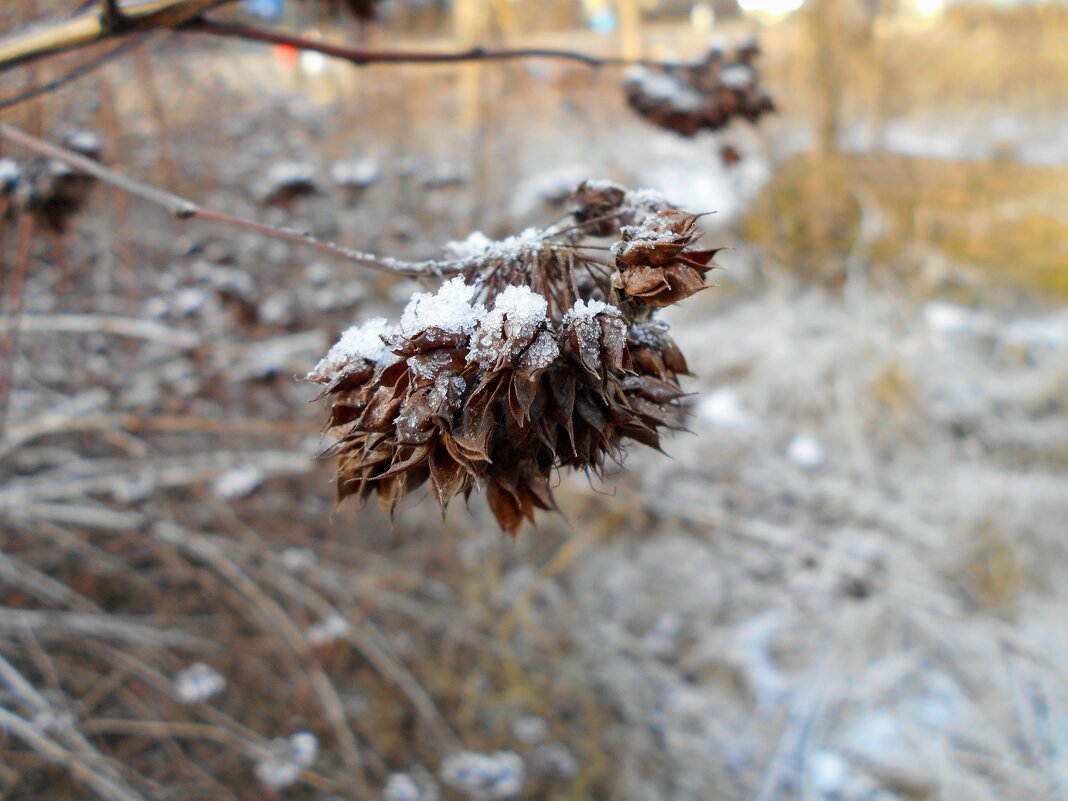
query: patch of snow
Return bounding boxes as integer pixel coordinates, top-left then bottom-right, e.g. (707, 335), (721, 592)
(468, 285), (549, 368)
(310, 317), (398, 380)
(440, 750), (524, 801)
(212, 465), (264, 500)
(306, 614), (351, 646)
(923, 301), (994, 337)
(625, 187), (670, 209)
(280, 547), (316, 572)
(330, 158), (379, 188)
(809, 749), (850, 795)
(0, 158), (20, 193)
(174, 663), (226, 704)
(512, 716), (550, 745)
(399, 277), (486, 336)
(999, 315), (1068, 353)
(787, 433), (825, 470)
(443, 227), (546, 264)
(383, 773), (427, 801)
(564, 298), (621, 322)
(254, 732), (319, 791)
(625, 69), (706, 113)
(697, 388), (756, 433)
(719, 63), (756, 89)
(444, 231), (495, 261)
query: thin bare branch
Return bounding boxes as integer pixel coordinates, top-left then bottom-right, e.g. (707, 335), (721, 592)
(187, 18), (687, 70)
(0, 0), (688, 77)
(0, 124), (467, 277)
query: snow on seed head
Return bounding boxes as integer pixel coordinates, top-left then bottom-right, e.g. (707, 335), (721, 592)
(399, 277), (485, 336)
(563, 298), (621, 323)
(468, 284), (550, 368)
(444, 231), (495, 261)
(443, 227), (544, 264)
(308, 317), (398, 381)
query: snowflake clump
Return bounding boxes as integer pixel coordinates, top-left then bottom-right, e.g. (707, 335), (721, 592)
(173, 663), (226, 704)
(253, 731), (319, 791)
(440, 750), (525, 801)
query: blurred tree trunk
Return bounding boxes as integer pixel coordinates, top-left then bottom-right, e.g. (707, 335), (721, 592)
(808, 0), (844, 154)
(617, 0), (643, 60)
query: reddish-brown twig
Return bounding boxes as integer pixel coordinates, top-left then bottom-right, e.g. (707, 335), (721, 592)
(186, 18), (687, 70)
(0, 123), (467, 277)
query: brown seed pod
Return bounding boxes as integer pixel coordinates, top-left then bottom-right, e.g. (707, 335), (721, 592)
(310, 182), (720, 533)
(613, 209), (723, 308)
(622, 44), (775, 138)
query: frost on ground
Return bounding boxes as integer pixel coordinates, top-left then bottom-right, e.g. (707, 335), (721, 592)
(528, 285), (1068, 801)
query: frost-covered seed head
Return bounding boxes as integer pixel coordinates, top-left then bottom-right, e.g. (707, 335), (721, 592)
(310, 179), (710, 533)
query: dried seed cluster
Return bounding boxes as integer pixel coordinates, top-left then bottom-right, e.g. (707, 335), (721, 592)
(309, 180), (715, 532)
(623, 43), (774, 137)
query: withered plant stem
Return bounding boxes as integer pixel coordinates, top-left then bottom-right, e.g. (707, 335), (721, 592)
(187, 18), (688, 70)
(0, 123), (464, 277)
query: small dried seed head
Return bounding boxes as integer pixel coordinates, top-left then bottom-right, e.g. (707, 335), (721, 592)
(623, 44), (774, 138)
(311, 180), (719, 533)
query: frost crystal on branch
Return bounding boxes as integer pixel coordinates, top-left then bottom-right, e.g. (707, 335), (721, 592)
(309, 180), (718, 532)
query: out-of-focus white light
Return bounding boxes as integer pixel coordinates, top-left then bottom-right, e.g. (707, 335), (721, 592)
(737, 0), (804, 20)
(301, 50), (327, 76)
(690, 2), (715, 35)
(914, 0), (945, 18)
